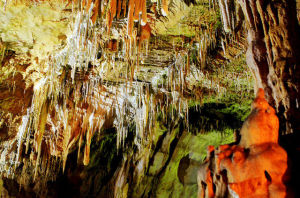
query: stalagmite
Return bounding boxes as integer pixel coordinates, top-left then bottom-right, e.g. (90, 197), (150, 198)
(196, 89), (289, 198)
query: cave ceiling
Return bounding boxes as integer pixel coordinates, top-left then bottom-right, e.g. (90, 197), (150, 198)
(0, 0), (262, 195)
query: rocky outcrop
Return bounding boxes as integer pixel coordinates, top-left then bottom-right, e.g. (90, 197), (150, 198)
(197, 89), (289, 197)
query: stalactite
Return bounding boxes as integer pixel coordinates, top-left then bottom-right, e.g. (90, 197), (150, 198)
(106, 0), (117, 33)
(127, 0), (135, 37)
(141, 0), (147, 25)
(161, 0), (169, 16)
(91, 0), (100, 23)
(218, 0), (234, 32)
(34, 100), (48, 179)
(15, 108), (31, 167)
(0, 0), (193, 187)
(116, 0), (122, 19)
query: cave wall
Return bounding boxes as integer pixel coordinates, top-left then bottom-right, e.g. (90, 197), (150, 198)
(238, 0), (300, 134)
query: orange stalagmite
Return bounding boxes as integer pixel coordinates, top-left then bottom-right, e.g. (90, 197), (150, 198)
(197, 88), (290, 198)
(239, 88), (279, 147)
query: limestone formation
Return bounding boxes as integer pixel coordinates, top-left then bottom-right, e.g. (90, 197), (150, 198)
(197, 89), (289, 198)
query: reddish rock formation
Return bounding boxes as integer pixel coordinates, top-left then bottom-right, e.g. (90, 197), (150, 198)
(197, 89), (289, 198)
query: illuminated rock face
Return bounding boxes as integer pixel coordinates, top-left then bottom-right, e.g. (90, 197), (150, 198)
(197, 89), (289, 198)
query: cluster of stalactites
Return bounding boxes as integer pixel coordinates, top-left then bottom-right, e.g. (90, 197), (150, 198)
(77, 0), (151, 38)
(5, 0), (181, 182)
(105, 0), (170, 36)
(10, 1), (101, 175)
(3, 0), (170, 33)
(195, 23), (218, 69)
(76, 0), (149, 34)
(218, 0), (235, 33)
